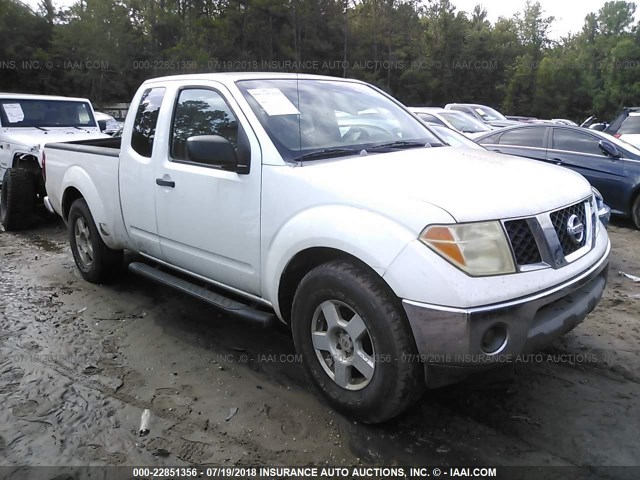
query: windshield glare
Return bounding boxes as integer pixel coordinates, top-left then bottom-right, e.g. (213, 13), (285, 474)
(619, 115), (640, 135)
(474, 106), (506, 122)
(440, 111), (490, 133)
(237, 79), (439, 161)
(0, 99), (96, 128)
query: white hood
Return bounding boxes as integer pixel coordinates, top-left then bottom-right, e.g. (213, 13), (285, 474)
(3, 127), (108, 153)
(296, 147), (592, 223)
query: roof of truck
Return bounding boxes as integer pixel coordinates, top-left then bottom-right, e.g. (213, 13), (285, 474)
(145, 72), (361, 85)
(0, 92), (92, 102)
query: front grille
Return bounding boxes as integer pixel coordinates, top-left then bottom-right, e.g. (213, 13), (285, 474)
(504, 219), (542, 265)
(550, 202), (587, 256)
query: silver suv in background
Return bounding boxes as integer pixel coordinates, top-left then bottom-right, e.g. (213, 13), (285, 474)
(409, 107), (491, 138)
(445, 103), (519, 129)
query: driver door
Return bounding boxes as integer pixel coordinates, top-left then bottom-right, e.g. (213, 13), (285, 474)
(153, 84), (262, 295)
(547, 127), (626, 212)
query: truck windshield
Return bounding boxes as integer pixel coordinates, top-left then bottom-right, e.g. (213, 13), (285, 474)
(236, 79), (440, 162)
(0, 99), (96, 128)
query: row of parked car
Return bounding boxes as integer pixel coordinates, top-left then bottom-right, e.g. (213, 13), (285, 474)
(409, 102), (640, 229)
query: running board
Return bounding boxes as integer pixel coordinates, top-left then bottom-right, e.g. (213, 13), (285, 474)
(128, 262), (275, 326)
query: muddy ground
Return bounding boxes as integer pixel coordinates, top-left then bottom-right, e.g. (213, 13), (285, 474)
(0, 216), (639, 476)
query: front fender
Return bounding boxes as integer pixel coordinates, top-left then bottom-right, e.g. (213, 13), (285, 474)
(263, 204), (447, 318)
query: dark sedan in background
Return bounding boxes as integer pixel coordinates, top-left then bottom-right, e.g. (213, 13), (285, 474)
(475, 124), (640, 228)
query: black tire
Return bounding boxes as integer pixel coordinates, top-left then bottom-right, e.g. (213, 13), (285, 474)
(291, 260), (425, 423)
(68, 198), (123, 283)
(0, 168), (35, 231)
(632, 193), (640, 230)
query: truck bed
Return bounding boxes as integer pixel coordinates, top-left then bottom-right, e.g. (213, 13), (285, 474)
(45, 136), (121, 157)
(44, 136), (126, 249)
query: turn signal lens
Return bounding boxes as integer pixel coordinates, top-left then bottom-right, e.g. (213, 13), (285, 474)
(420, 222), (516, 276)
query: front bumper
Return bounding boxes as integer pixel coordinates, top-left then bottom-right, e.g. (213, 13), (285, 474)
(402, 242), (610, 387)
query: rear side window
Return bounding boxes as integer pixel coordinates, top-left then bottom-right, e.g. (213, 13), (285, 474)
(618, 115), (640, 135)
(131, 87), (166, 157)
(552, 129), (602, 156)
(170, 88), (238, 162)
(498, 127), (546, 148)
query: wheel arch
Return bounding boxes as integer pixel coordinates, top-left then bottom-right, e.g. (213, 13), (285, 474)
(265, 206), (419, 323)
(277, 247), (382, 324)
(12, 152), (40, 171)
(62, 186), (84, 221)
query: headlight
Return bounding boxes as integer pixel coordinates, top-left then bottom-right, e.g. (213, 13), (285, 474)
(419, 221), (516, 276)
(591, 187), (604, 208)
(591, 187), (606, 232)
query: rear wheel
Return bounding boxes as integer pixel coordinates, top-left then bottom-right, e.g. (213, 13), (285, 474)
(68, 198), (123, 283)
(632, 194), (640, 230)
(291, 260), (424, 423)
(0, 168), (35, 231)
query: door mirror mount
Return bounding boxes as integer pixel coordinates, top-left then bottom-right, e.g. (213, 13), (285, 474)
(599, 140), (621, 159)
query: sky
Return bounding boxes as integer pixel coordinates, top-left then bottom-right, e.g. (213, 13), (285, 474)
(20, 0), (638, 40)
(453, 0), (636, 39)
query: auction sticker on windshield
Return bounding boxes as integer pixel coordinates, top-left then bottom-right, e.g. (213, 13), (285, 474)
(3, 103), (25, 123)
(247, 88), (300, 116)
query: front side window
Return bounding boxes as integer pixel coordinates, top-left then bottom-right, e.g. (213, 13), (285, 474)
(0, 99), (96, 128)
(237, 79), (439, 162)
(131, 87), (165, 158)
(498, 127), (546, 148)
(477, 132), (502, 144)
(170, 88), (238, 162)
(552, 129), (602, 156)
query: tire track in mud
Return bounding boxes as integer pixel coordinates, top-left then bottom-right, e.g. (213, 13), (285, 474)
(0, 225), (353, 466)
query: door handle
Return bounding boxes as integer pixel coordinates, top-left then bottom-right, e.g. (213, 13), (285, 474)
(551, 157), (564, 165)
(156, 178), (175, 188)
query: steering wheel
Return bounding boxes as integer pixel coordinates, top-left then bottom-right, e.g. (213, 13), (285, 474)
(342, 125), (393, 144)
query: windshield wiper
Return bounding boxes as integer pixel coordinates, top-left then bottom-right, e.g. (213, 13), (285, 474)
(35, 126), (49, 131)
(293, 147), (361, 162)
(367, 140), (433, 151)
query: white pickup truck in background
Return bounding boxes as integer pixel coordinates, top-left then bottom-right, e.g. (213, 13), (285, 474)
(0, 93), (107, 230)
(43, 73), (610, 423)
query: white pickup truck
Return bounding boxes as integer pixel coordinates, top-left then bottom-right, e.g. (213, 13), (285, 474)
(0, 93), (107, 230)
(43, 73), (610, 423)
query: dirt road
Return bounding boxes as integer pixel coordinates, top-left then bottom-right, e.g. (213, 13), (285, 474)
(0, 217), (639, 475)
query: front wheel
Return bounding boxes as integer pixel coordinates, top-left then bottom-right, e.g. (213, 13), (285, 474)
(68, 198), (123, 283)
(291, 260), (425, 423)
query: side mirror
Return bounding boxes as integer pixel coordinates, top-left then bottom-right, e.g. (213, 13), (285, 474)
(589, 123), (607, 132)
(599, 140), (621, 158)
(97, 119), (107, 131)
(186, 135), (238, 171)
